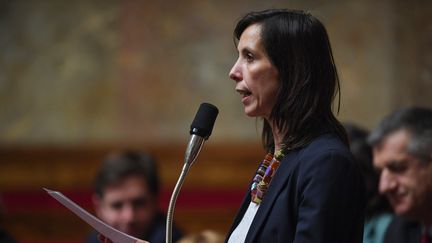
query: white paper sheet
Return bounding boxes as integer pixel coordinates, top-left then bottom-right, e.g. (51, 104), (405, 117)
(44, 188), (148, 243)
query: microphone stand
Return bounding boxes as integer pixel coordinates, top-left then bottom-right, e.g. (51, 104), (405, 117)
(166, 135), (205, 243)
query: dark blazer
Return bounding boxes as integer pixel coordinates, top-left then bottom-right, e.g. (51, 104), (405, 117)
(383, 216), (421, 243)
(226, 134), (366, 243)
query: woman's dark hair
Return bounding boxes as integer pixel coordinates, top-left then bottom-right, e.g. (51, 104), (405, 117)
(234, 9), (347, 152)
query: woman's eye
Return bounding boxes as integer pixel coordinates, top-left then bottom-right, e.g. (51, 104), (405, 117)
(245, 53), (254, 62)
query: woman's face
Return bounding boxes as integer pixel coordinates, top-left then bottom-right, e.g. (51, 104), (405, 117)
(229, 23), (279, 119)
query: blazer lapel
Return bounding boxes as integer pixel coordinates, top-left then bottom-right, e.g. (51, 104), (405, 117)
(245, 152), (298, 242)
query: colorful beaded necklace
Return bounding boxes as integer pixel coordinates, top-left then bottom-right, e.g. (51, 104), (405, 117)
(250, 149), (285, 204)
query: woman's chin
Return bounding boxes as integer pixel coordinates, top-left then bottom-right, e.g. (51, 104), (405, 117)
(244, 110), (268, 119)
(244, 111), (258, 117)
(243, 106), (260, 117)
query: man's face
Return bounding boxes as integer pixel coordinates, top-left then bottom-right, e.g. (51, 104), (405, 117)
(373, 129), (432, 220)
(94, 175), (158, 238)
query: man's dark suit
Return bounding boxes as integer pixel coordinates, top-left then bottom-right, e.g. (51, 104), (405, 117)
(383, 216), (422, 243)
(226, 134), (366, 243)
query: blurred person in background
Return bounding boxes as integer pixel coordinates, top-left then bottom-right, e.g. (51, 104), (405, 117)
(369, 107), (432, 243)
(344, 123), (393, 243)
(86, 151), (183, 243)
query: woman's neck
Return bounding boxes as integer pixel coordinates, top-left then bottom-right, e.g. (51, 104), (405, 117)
(268, 119), (284, 153)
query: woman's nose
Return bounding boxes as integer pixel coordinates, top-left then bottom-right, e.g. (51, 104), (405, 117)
(229, 61), (242, 82)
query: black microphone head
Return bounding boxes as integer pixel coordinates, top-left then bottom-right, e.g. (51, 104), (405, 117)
(190, 103), (219, 139)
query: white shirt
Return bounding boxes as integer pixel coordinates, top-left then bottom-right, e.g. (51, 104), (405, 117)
(227, 202), (260, 243)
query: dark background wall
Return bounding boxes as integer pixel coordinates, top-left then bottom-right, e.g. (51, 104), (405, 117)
(0, 0), (431, 242)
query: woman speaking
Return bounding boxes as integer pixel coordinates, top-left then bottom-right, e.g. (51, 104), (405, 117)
(225, 9), (365, 243)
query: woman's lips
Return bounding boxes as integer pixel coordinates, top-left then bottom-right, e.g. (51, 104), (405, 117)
(236, 89), (251, 97)
(242, 94), (251, 103)
(236, 89), (252, 104)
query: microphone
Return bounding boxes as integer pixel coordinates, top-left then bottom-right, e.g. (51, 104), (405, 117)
(185, 103), (218, 168)
(166, 103), (219, 243)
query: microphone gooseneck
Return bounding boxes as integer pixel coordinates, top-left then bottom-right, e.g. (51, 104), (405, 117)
(166, 103), (218, 243)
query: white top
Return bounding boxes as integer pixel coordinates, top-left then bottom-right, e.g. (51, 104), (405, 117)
(227, 202), (260, 243)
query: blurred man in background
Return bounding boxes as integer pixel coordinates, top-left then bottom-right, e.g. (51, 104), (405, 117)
(369, 107), (432, 243)
(86, 151), (183, 243)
